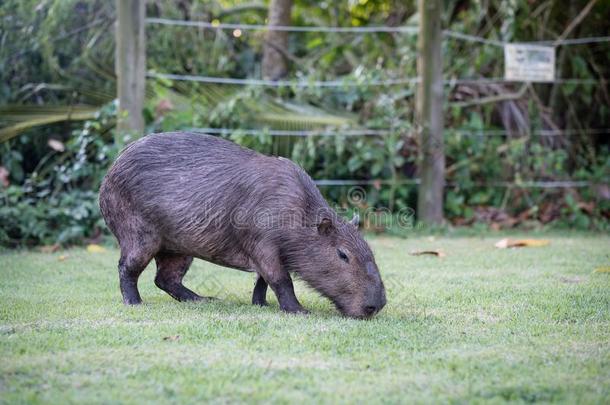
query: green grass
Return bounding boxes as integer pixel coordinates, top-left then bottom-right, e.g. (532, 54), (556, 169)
(1, 235), (609, 404)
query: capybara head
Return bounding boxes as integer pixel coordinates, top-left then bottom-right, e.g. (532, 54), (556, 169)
(285, 213), (386, 319)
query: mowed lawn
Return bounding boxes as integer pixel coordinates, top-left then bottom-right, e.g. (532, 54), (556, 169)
(1, 235), (609, 404)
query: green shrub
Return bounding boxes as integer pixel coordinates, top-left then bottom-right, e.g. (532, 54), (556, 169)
(0, 103), (119, 247)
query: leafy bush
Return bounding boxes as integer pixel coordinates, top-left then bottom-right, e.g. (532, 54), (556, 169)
(2, 0), (609, 246)
(0, 103), (119, 247)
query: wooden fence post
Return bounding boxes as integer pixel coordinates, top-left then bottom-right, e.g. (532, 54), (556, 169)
(115, 0), (146, 138)
(416, 0), (445, 224)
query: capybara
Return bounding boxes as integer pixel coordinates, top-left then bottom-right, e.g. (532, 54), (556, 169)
(99, 132), (386, 318)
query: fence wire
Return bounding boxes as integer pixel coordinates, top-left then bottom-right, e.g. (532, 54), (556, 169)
(314, 179), (593, 188)
(147, 72), (419, 87)
(147, 17), (610, 47)
(147, 17), (609, 191)
(148, 72), (606, 87)
(192, 127), (610, 138)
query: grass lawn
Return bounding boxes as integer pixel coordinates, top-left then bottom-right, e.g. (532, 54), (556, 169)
(1, 234), (609, 403)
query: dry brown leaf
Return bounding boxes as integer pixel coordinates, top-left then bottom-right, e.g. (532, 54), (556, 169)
(163, 335), (180, 341)
(86, 244), (106, 253)
(495, 238), (550, 249)
(410, 250), (446, 258)
(593, 267), (610, 273)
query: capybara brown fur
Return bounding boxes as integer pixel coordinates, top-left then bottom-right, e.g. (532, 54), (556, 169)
(99, 132), (386, 318)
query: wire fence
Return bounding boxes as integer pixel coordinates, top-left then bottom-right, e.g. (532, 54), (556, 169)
(147, 72), (605, 87)
(147, 72), (420, 87)
(191, 127), (610, 138)
(312, 179), (592, 188)
(146, 16), (610, 192)
(147, 18), (610, 47)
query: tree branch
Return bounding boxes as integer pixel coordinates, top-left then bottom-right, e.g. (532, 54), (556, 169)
(449, 84), (528, 108)
(555, 0), (598, 44)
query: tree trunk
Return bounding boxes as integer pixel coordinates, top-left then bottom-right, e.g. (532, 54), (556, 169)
(416, 0), (445, 225)
(115, 0), (146, 139)
(262, 0), (293, 80)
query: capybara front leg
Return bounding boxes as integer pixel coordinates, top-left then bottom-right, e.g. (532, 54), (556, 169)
(252, 273), (268, 306)
(272, 274), (308, 314)
(256, 255), (308, 314)
(154, 253), (203, 302)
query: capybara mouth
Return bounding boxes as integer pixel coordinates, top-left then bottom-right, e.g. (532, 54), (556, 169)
(334, 302), (382, 319)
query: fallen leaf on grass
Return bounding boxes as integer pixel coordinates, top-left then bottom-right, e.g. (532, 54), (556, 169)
(593, 267), (610, 274)
(163, 335), (180, 341)
(410, 250), (446, 258)
(86, 244), (106, 253)
(494, 238), (550, 249)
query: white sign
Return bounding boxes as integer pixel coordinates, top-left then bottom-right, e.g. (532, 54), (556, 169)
(504, 44), (555, 82)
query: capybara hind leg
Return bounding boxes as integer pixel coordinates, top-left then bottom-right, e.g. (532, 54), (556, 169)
(252, 274), (268, 306)
(119, 250), (154, 305)
(154, 253), (202, 302)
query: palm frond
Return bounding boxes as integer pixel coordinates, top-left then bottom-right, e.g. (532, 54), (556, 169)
(0, 105), (98, 142)
(257, 99), (356, 129)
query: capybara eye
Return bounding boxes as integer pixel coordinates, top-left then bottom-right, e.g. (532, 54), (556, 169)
(337, 249), (349, 263)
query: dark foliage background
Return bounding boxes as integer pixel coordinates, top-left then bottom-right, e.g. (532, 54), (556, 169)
(1, 0), (609, 246)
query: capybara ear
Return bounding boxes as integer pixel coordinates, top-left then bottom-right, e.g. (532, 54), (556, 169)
(317, 217), (334, 236)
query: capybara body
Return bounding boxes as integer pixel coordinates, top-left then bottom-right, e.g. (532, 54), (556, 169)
(99, 132), (386, 318)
